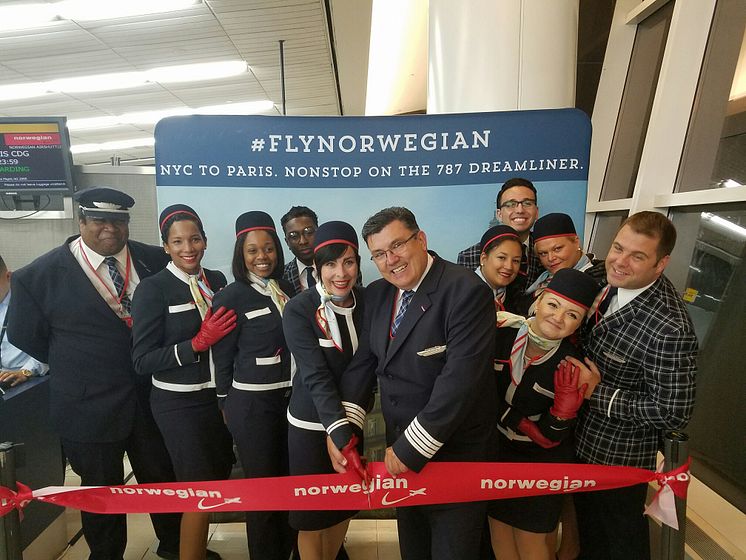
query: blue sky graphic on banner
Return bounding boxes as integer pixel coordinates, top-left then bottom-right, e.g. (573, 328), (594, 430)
(154, 109), (591, 281)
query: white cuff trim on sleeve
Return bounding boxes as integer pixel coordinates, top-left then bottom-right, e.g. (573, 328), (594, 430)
(326, 418), (350, 435)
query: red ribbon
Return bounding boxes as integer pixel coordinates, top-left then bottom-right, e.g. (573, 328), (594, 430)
(645, 458), (691, 530)
(0, 481), (33, 520)
(1, 461), (689, 529)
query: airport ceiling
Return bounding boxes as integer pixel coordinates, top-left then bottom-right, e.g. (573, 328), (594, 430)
(0, 0), (372, 166)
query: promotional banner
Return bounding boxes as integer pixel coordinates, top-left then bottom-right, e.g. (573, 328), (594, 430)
(1, 461), (690, 530)
(154, 109), (591, 279)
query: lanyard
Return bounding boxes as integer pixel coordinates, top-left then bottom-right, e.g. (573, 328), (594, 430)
(0, 310), (8, 367)
(78, 239), (132, 321)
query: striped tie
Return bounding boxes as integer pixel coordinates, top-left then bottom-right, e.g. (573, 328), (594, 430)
(104, 257), (131, 313)
(391, 290), (414, 337)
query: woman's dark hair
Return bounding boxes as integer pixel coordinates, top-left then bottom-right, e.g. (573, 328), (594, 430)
(314, 243), (360, 271)
(232, 229), (285, 283)
(160, 214), (206, 244)
(483, 235), (522, 256)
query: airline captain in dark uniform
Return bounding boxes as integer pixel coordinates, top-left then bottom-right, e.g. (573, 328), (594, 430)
(7, 187), (182, 560)
(212, 211), (295, 560)
(331, 207), (498, 560)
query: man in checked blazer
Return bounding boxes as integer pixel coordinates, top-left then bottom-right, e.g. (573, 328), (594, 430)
(568, 211), (698, 560)
(281, 205), (319, 296)
(330, 207), (497, 560)
(8, 187), (187, 560)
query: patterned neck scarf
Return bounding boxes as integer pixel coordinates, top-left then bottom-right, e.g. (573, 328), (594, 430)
(248, 272), (289, 315)
(314, 282), (356, 351)
(188, 272), (213, 319)
(475, 266), (508, 311)
(496, 312), (562, 386)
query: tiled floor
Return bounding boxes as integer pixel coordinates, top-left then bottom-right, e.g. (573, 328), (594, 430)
(57, 515), (401, 560)
(56, 460), (401, 560)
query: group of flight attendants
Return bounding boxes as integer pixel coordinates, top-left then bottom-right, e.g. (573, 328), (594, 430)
(124, 186), (610, 560)
(129, 205), (367, 560)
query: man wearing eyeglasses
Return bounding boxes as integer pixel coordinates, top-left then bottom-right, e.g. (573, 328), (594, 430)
(281, 205), (363, 298)
(281, 206), (319, 296)
(329, 207), (497, 560)
(456, 177), (542, 287)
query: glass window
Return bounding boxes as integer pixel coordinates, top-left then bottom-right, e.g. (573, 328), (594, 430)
(589, 210), (628, 258)
(676, 0), (746, 192)
(669, 205), (746, 513)
(599, 1), (674, 201)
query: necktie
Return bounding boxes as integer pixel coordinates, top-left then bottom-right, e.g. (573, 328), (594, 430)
(391, 290), (414, 337)
(598, 286), (618, 316)
(593, 285), (618, 326)
(104, 257), (131, 313)
(520, 244), (528, 275)
(189, 276), (209, 319)
(305, 266), (316, 288)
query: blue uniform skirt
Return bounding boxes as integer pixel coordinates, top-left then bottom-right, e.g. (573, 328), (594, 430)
(287, 423), (357, 531)
(151, 386), (234, 482)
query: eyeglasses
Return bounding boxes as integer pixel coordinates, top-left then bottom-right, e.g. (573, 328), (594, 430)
(286, 226), (316, 241)
(370, 231), (419, 262)
(500, 199), (536, 209)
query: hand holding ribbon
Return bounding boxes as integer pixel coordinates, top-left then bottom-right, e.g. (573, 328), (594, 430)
(341, 435), (370, 486)
(191, 306), (237, 353)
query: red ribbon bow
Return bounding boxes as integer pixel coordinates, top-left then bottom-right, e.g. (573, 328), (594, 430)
(653, 458), (691, 499)
(0, 481), (33, 520)
(644, 458), (691, 530)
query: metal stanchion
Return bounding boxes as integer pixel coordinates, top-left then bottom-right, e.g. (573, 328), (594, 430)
(0, 442), (23, 560)
(659, 431), (689, 560)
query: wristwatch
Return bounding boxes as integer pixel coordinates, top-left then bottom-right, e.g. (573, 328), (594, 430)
(19, 369), (33, 377)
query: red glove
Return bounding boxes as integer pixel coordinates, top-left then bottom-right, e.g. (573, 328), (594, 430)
(341, 435), (369, 485)
(549, 361), (587, 420)
(191, 306), (237, 353)
(517, 418), (560, 449)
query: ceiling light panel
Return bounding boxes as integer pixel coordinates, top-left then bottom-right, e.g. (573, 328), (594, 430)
(71, 137), (156, 154)
(67, 100), (276, 131)
(0, 4), (59, 32)
(0, 0), (202, 32)
(0, 60), (248, 101)
(58, 0), (202, 21)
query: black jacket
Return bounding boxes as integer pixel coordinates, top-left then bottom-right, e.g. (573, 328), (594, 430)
(7, 236), (168, 442)
(283, 285), (364, 436)
(212, 279), (294, 400)
(131, 266), (227, 390)
(339, 254), (498, 472)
